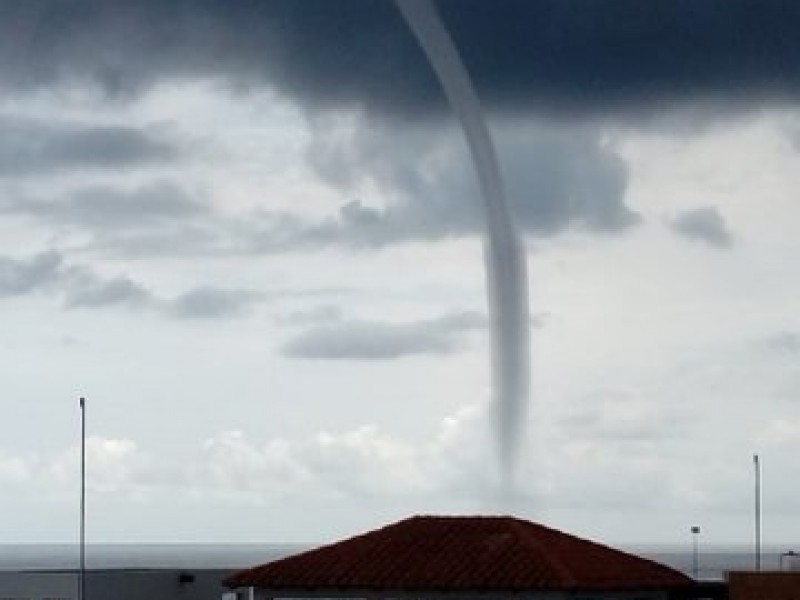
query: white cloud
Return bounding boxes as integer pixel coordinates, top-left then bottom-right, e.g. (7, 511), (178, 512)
(302, 427), (430, 496)
(46, 436), (147, 495)
(0, 404), (492, 506)
(0, 449), (33, 484)
(756, 418), (800, 451)
(189, 409), (490, 503)
(198, 430), (310, 502)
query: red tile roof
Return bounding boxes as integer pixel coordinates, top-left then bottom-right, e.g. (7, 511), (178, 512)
(226, 515), (694, 593)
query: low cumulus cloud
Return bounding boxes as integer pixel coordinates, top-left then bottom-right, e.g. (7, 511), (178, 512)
(0, 411), (471, 501)
(281, 310), (486, 360)
(8, 436), (152, 495)
(0, 448), (33, 485)
(1, 398), (779, 516)
(302, 427), (431, 498)
(756, 418), (800, 453)
(200, 431), (310, 501)
(190, 405), (792, 513)
(669, 205), (734, 248)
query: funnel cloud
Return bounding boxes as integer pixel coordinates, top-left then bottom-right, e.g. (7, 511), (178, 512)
(396, 0), (530, 491)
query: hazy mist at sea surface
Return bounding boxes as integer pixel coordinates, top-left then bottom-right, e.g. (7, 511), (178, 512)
(0, 543), (794, 581)
(0, 544), (301, 571)
(639, 545), (793, 580)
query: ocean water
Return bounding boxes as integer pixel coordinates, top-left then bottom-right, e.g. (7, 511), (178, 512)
(0, 544), (301, 571)
(638, 546), (796, 580)
(0, 543), (795, 581)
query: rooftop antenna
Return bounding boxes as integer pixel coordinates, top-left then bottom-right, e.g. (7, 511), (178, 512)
(79, 397), (86, 600)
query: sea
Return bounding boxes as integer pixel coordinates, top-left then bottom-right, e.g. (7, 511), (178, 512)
(0, 544), (796, 581)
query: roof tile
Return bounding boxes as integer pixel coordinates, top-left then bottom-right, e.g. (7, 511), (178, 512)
(226, 515), (693, 592)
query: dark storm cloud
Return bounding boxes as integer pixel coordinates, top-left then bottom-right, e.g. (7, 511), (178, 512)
(3, 1), (800, 117)
(670, 206), (734, 248)
(0, 0), (433, 112)
(282, 310), (486, 360)
(0, 115), (177, 175)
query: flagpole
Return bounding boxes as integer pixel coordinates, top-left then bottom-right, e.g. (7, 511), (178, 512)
(79, 397), (86, 600)
(754, 453), (761, 572)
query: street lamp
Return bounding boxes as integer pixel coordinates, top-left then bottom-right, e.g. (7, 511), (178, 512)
(691, 526), (701, 579)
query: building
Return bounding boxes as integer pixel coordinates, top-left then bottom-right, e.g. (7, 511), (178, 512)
(728, 571), (800, 600)
(0, 568), (231, 600)
(226, 515), (698, 600)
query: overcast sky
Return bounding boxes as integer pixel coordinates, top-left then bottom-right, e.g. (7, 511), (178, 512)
(2, 0), (800, 550)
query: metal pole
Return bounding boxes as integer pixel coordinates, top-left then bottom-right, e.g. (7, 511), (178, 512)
(79, 397), (86, 600)
(691, 526), (700, 579)
(754, 454), (761, 572)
